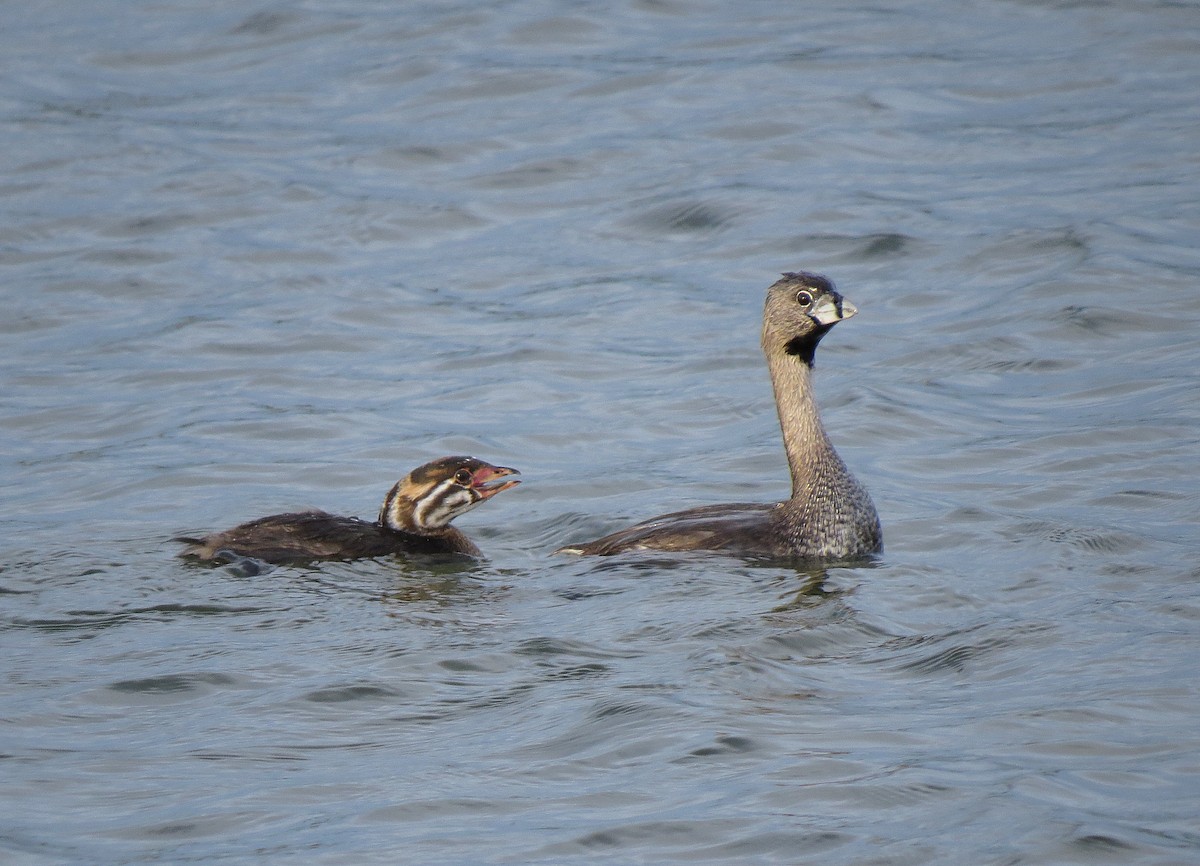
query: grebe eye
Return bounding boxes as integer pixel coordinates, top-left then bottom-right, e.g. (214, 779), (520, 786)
(454, 469), (473, 485)
(795, 290), (814, 307)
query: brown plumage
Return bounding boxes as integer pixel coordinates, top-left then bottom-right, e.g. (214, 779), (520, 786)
(178, 456), (520, 565)
(557, 272), (881, 561)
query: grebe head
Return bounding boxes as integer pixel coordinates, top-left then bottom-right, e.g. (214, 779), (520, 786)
(762, 271), (857, 367)
(379, 456), (521, 533)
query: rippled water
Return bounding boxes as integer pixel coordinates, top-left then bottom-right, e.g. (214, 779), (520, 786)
(3, 1), (1198, 864)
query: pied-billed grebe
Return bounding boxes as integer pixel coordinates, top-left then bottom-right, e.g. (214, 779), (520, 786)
(557, 272), (881, 561)
(178, 456), (520, 565)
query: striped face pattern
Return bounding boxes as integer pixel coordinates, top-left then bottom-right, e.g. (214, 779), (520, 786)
(412, 472), (483, 529)
(379, 456), (521, 534)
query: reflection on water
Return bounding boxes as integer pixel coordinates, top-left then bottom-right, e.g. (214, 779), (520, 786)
(2, 0), (1199, 864)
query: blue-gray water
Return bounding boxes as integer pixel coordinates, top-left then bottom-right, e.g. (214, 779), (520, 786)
(2, 1), (1198, 864)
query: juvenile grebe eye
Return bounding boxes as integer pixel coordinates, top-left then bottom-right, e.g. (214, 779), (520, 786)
(795, 290), (813, 307)
(454, 468), (473, 486)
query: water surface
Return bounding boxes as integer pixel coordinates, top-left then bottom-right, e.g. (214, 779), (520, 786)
(2, 1), (1198, 864)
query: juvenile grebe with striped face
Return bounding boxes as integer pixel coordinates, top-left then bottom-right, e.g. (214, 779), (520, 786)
(376, 457), (518, 535)
(178, 456), (520, 565)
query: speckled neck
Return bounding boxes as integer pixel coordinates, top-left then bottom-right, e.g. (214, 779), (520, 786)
(765, 346), (845, 500)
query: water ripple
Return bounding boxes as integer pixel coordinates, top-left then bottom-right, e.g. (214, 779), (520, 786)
(1, 1), (1197, 864)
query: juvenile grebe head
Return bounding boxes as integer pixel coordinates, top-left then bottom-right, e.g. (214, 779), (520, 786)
(379, 456), (521, 533)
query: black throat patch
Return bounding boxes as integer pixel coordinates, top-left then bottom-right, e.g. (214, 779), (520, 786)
(784, 326), (828, 366)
